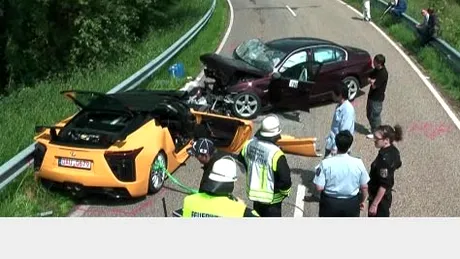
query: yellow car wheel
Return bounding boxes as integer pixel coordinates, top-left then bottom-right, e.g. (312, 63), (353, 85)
(148, 151), (167, 194)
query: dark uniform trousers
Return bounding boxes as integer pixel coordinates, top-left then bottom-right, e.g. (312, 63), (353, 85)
(319, 192), (360, 217)
(368, 192), (392, 217)
(253, 201), (282, 217)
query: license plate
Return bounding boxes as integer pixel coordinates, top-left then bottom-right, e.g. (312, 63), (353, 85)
(58, 157), (92, 170)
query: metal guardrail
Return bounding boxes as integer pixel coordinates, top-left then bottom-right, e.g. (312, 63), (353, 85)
(0, 0), (217, 192)
(376, 0), (460, 71)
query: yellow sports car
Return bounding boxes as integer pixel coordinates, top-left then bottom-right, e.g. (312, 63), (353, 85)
(33, 89), (320, 198)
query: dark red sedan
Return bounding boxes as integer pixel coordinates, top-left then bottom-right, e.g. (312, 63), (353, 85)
(200, 37), (373, 119)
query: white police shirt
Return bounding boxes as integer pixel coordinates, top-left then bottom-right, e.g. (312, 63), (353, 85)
(313, 153), (369, 199)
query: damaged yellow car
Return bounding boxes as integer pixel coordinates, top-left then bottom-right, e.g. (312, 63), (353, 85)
(33, 89), (320, 198)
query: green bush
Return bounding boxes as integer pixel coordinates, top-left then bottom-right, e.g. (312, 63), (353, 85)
(0, 0), (176, 94)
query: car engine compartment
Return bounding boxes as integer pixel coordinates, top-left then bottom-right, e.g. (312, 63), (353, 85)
(184, 79), (236, 117)
(50, 111), (144, 148)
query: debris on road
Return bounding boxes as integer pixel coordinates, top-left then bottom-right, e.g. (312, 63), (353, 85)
(37, 211), (53, 217)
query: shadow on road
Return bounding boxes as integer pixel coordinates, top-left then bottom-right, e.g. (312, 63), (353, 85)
(291, 168), (322, 203)
(291, 168), (316, 194)
(163, 185), (192, 196)
(76, 194), (147, 207)
(73, 183), (195, 208)
(39, 180), (147, 208)
(355, 122), (371, 135)
(351, 16), (364, 21)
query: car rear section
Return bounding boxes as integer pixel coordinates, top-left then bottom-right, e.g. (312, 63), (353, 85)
(34, 110), (154, 198)
(35, 142), (150, 198)
(343, 45), (374, 87)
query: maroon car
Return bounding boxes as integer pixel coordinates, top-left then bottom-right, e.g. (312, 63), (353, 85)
(200, 37), (373, 119)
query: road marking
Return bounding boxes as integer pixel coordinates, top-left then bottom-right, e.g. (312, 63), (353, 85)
(407, 121), (453, 140)
(286, 5), (297, 17)
(336, 0), (460, 132)
(194, 0), (235, 82)
(215, 0), (234, 54)
(68, 205), (89, 217)
(294, 184), (306, 217)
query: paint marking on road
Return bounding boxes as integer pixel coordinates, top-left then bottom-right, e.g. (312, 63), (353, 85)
(285, 5), (297, 17)
(294, 184), (306, 217)
(336, 0), (460, 132)
(68, 205), (89, 217)
(408, 121), (453, 140)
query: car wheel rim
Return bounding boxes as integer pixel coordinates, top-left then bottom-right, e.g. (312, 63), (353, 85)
(346, 80), (358, 100)
(235, 94), (258, 117)
(150, 153), (166, 189)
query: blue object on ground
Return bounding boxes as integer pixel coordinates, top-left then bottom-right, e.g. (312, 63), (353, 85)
(168, 63), (185, 78)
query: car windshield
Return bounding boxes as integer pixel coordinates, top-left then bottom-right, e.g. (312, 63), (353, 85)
(235, 38), (286, 71)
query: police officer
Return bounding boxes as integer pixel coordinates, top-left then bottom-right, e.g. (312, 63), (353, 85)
(313, 130), (370, 217)
(237, 115), (292, 217)
(368, 124), (403, 217)
(181, 157), (259, 217)
(187, 138), (232, 191)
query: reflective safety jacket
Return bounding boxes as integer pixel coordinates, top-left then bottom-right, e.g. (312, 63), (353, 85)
(182, 193), (259, 217)
(240, 138), (291, 204)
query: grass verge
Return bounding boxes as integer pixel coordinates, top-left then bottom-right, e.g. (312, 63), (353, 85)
(343, 0), (460, 102)
(403, 0), (460, 50)
(0, 0), (229, 217)
(143, 0), (229, 90)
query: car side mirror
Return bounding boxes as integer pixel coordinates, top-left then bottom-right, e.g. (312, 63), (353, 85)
(271, 72), (281, 80)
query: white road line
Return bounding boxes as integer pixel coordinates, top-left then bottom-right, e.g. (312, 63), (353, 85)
(294, 184), (306, 217)
(68, 205), (89, 217)
(336, 0), (460, 131)
(195, 0), (235, 82)
(286, 5), (297, 17)
(215, 0), (234, 55)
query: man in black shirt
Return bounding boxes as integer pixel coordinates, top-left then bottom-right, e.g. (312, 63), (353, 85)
(366, 54), (388, 139)
(187, 138), (231, 191)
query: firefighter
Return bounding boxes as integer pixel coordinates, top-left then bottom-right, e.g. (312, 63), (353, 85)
(237, 115), (292, 217)
(181, 156), (259, 217)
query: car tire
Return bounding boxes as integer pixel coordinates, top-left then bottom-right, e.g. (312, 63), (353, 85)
(231, 92), (261, 119)
(148, 151), (167, 194)
(343, 76), (360, 101)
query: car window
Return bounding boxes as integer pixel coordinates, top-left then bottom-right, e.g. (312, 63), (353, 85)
(279, 51), (309, 82)
(335, 48), (346, 61)
(313, 47), (345, 63)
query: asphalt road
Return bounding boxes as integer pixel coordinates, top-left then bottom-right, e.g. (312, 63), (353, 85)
(71, 0), (460, 217)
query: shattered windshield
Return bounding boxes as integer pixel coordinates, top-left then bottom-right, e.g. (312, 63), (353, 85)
(235, 38), (286, 72)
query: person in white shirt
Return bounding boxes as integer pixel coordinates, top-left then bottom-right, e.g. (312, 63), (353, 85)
(363, 0), (371, 22)
(324, 82), (356, 158)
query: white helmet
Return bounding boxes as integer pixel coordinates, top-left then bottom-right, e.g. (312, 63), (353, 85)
(260, 115), (282, 137)
(209, 157), (238, 183)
